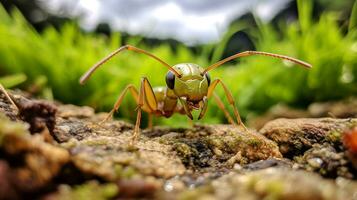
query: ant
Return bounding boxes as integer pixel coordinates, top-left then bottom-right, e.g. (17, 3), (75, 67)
(80, 45), (311, 145)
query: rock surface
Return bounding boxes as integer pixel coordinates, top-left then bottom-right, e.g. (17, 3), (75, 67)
(260, 118), (357, 157)
(248, 98), (357, 129)
(180, 168), (357, 200)
(0, 92), (356, 199)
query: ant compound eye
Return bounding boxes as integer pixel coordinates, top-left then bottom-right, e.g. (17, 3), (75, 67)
(166, 71), (175, 89)
(205, 73), (211, 86)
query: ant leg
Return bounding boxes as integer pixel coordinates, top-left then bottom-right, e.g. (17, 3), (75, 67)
(198, 96), (208, 120)
(132, 105), (142, 145)
(102, 83), (155, 123)
(101, 78), (157, 145)
(212, 92), (236, 125)
(188, 118), (193, 127)
(198, 94), (237, 125)
(101, 84), (139, 123)
(0, 83), (19, 111)
(130, 77), (158, 145)
(178, 97), (193, 120)
(207, 79), (248, 131)
(148, 114), (153, 129)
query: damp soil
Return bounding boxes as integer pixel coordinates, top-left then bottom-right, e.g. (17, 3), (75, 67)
(0, 92), (356, 200)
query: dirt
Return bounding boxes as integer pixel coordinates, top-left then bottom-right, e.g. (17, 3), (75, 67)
(0, 92), (356, 200)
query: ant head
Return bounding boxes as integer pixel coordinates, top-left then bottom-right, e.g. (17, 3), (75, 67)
(165, 63), (210, 102)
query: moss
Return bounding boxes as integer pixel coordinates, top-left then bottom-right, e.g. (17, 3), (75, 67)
(57, 181), (118, 200)
(205, 136), (225, 151)
(326, 131), (341, 143)
(120, 166), (139, 179)
(263, 180), (284, 200)
(112, 164), (140, 179)
(179, 185), (214, 200)
(0, 113), (28, 145)
(319, 168), (327, 176)
(347, 121), (357, 129)
(224, 134), (243, 152)
(114, 164), (123, 178)
(83, 138), (109, 146)
(173, 142), (194, 158)
(60, 138), (79, 149)
(246, 175), (260, 190)
(246, 138), (263, 147)
(158, 137), (167, 144)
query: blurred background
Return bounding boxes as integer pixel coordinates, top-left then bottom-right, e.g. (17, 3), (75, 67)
(0, 0), (356, 127)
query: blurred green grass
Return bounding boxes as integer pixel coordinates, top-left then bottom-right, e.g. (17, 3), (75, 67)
(0, 0), (356, 127)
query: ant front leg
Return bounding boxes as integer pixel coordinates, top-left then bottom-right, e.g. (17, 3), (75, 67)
(102, 82), (156, 123)
(207, 79), (248, 131)
(102, 78), (158, 146)
(101, 84), (139, 123)
(131, 77), (158, 145)
(212, 92), (235, 125)
(198, 96), (208, 120)
(178, 97), (193, 120)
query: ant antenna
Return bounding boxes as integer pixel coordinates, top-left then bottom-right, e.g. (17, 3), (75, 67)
(80, 45), (181, 84)
(203, 51), (312, 74)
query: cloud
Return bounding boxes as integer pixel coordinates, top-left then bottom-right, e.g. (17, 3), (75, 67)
(37, 0), (291, 45)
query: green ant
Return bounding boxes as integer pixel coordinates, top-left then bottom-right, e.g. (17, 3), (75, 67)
(80, 45), (311, 144)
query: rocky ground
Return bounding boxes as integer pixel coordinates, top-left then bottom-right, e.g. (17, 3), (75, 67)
(0, 91), (356, 200)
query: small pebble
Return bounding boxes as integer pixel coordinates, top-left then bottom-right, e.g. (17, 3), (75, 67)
(233, 164), (242, 170)
(307, 157), (323, 168)
(164, 182), (174, 192)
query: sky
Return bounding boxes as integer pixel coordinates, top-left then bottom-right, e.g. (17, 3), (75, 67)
(37, 0), (292, 45)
